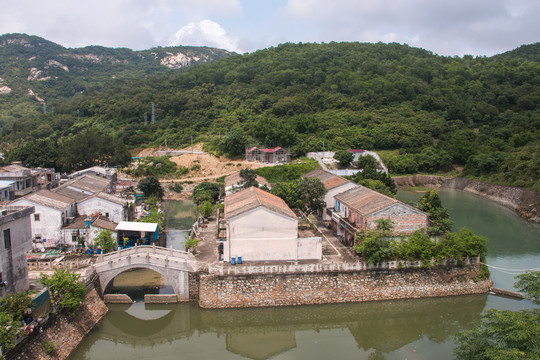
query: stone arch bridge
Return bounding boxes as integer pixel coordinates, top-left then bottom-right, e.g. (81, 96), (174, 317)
(93, 245), (198, 301)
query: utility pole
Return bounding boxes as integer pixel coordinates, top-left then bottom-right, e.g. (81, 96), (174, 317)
(144, 113), (148, 126)
(77, 109), (80, 122)
(43, 103), (46, 114)
(151, 103), (155, 124)
(191, 136), (193, 154)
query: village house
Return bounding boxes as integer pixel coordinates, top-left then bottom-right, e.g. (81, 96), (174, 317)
(0, 164), (40, 197)
(61, 215), (118, 249)
(11, 190), (77, 249)
(76, 192), (129, 223)
(54, 173), (112, 199)
(0, 205), (34, 294)
(330, 186), (429, 246)
(302, 169), (358, 221)
(224, 171), (271, 195)
(0, 180), (16, 202)
(245, 147), (291, 164)
(223, 187), (322, 262)
(69, 166), (117, 181)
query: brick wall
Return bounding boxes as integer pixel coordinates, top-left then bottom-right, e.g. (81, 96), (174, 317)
(12, 289), (108, 360)
(198, 266), (491, 309)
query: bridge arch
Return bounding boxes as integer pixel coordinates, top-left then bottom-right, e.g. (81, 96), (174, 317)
(93, 245), (198, 301)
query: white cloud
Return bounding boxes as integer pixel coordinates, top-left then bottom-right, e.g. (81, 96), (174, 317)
(170, 20), (242, 53)
(0, 0), (242, 50)
(282, 0), (540, 56)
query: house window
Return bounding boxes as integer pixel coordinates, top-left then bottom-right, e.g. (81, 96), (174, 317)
(105, 213), (109, 218)
(3, 229), (11, 249)
(34, 214), (40, 221)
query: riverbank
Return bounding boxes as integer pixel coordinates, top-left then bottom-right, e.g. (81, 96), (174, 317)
(393, 175), (540, 223)
(10, 289), (107, 360)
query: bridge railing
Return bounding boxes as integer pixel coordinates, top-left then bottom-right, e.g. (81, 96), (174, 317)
(93, 244), (198, 272)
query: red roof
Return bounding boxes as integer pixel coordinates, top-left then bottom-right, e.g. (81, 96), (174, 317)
(247, 147), (283, 153)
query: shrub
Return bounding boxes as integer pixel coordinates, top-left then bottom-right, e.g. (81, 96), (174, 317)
(185, 238), (200, 252)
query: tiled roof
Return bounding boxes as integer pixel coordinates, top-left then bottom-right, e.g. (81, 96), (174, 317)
(246, 146), (283, 153)
(224, 171), (269, 188)
(335, 186), (397, 216)
(19, 190), (74, 210)
(54, 187), (91, 201)
(62, 215), (118, 231)
(94, 192), (127, 206)
(303, 169), (350, 190)
(225, 187), (296, 220)
(55, 174), (110, 195)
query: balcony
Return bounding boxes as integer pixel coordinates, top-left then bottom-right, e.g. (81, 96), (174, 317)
(329, 210), (357, 235)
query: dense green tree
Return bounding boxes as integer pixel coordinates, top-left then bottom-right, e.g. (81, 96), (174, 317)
(239, 168), (259, 188)
(515, 271), (540, 304)
(94, 229), (116, 253)
(39, 269), (86, 314)
(334, 150), (354, 169)
(416, 189), (452, 236)
(192, 182), (221, 204)
(198, 201), (214, 218)
(454, 309), (540, 360)
(220, 126), (247, 157)
(138, 176), (164, 199)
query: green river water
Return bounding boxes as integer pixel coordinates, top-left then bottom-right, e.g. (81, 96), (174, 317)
(69, 190), (539, 360)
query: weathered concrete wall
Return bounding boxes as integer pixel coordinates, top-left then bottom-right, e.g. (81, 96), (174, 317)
(393, 175), (540, 223)
(144, 294), (178, 303)
(104, 294), (133, 303)
(198, 266), (491, 309)
(13, 288), (108, 360)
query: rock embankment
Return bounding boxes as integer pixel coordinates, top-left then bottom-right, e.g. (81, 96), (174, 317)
(393, 175), (540, 223)
(13, 289), (108, 360)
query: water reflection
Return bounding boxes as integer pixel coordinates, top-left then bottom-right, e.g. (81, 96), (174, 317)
(162, 200), (198, 250)
(70, 295), (487, 360)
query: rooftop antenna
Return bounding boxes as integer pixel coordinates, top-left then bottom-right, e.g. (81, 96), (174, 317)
(151, 103), (155, 124)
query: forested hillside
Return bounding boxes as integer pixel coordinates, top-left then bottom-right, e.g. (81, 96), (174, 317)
(0, 33), (232, 122)
(1, 40), (539, 191)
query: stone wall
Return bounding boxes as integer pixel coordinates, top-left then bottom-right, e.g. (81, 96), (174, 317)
(12, 289), (108, 360)
(198, 266), (491, 309)
(189, 272), (199, 301)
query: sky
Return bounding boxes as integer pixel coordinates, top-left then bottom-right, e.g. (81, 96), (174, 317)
(0, 0), (538, 56)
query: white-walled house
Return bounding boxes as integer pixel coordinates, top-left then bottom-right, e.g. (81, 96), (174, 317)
(0, 205), (34, 295)
(11, 190), (77, 248)
(302, 169), (358, 221)
(223, 187), (321, 262)
(61, 215), (118, 249)
(77, 192), (129, 223)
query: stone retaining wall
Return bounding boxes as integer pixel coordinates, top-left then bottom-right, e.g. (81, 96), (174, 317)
(144, 294), (178, 303)
(198, 266), (491, 309)
(13, 289), (108, 360)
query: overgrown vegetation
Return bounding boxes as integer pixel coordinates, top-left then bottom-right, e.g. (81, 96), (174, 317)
(454, 271), (540, 359)
(138, 176), (164, 199)
(192, 182), (221, 204)
(0, 292), (33, 350)
(134, 156), (178, 177)
(354, 221), (487, 267)
(255, 158), (319, 183)
(271, 177), (327, 215)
